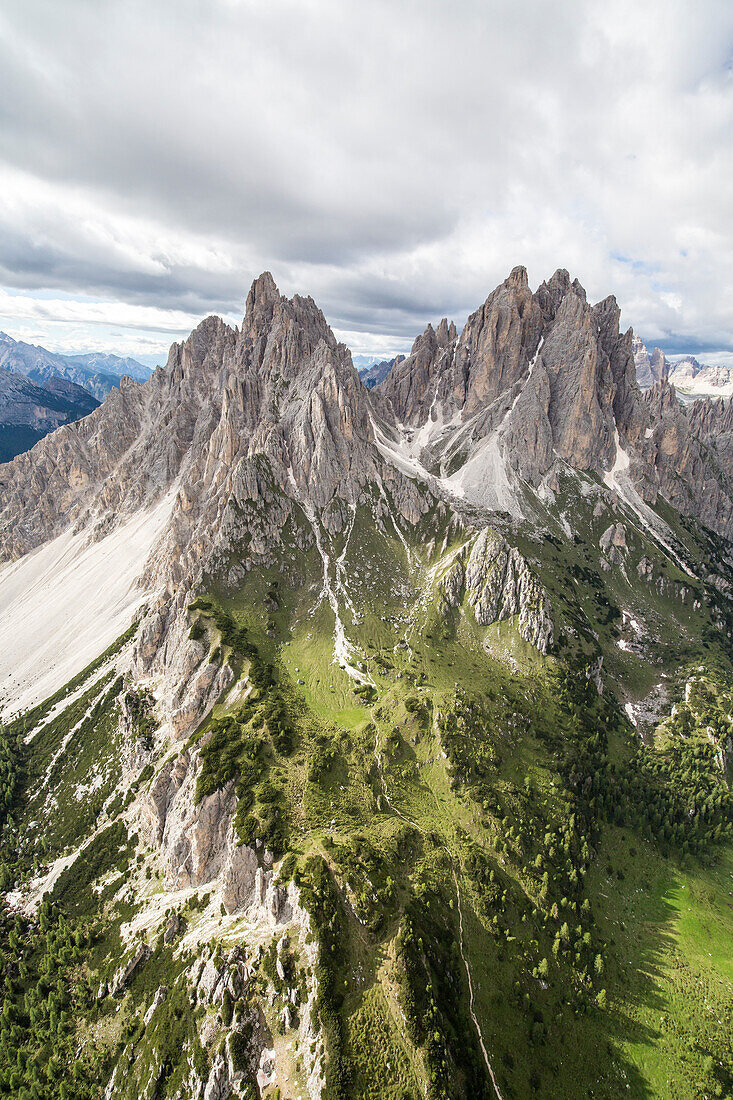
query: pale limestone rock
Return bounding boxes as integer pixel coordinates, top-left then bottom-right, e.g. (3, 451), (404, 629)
(438, 557), (465, 608)
(464, 529), (553, 653)
(257, 1047), (277, 1092)
(111, 942), (151, 995)
(203, 1054), (230, 1100)
(144, 986), (167, 1025)
(163, 913), (179, 944)
(599, 523), (627, 553)
(197, 955), (224, 1005)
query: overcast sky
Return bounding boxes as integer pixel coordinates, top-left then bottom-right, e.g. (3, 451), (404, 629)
(0, 0), (731, 368)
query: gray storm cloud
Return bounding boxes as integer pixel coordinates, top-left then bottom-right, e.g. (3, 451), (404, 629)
(0, 0), (731, 359)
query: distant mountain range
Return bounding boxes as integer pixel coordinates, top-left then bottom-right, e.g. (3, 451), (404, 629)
(357, 353), (405, 388)
(633, 335), (733, 398)
(0, 367), (99, 462)
(0, 332), (150, 459)
(0, 332), (150, 401)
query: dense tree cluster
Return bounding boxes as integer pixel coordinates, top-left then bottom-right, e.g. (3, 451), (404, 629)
(0, 726), (23, 892)
(295, 857), (349, 1099)
(327, 827), (414, 931)
(190, 598), (302, 855)
(123, 686), (157, 750)
(556, 667), (733, 858)
(0, 902), (102, 1098)
(188, 598), (275, 692)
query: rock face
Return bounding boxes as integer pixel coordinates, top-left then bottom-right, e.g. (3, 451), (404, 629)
(465, 530), (553, 653)
(3, 267), (733, 720)
(641, 382), (733, 538)
(599, 522), (628, 567)
(380, 270), (733, 541)
(439, 529), (553, 653)
(110, 942), (151, 996)
(380, 268), (625, 503)
(633, 336), (668, 390)
(4, 265), (733, 575)
(4, 265), (733, 730)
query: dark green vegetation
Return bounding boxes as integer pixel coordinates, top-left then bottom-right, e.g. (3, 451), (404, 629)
(0, 901), (102, 1098)
(179, 525), (733, 1100)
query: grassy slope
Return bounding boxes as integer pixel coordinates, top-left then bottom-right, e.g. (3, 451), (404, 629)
(3, 486), (733, 1099)
(197, 490), (733, 1099)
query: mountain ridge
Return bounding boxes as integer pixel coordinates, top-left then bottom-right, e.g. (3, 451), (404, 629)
(4, 265), (733, 622)
(0, 330), (151, 401)
(4, 266), (733, 720)
(2, 267), (733, 1100)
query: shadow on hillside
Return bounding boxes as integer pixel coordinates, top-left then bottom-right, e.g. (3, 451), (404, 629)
(457, 855), (683, 1100)
(580, 860), (682, 1100)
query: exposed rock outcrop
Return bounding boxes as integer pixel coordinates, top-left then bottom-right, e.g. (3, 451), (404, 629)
(438, 529), (553, 653)
(599, 522), (628, 566)
(110, 942), (151, 996)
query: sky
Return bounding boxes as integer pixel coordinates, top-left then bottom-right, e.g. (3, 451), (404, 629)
(0, 0), (731, 369)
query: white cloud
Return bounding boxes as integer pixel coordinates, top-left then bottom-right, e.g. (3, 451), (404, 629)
(0, 0), (730, 361)
(0, 285), (224, 364)
(0, 287), (209, 334)
(0, 320), (171, 366)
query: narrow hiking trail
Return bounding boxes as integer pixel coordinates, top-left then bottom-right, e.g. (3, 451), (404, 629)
(372, 722), (504, 1099)
(452, 864), (505, 1100)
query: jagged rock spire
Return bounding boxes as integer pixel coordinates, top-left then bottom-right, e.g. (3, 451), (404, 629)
(243, 271), (281, 336)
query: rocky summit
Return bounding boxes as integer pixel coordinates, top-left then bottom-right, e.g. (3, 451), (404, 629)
(1, 269), (733, 1100)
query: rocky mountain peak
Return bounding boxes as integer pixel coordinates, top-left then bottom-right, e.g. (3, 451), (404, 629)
(455, 270), (542, 418)
(675, 354), (701, 376)
(383, 263), (549, 429)
(166, 314), (236, 384)
(632, 335), (669, 389)
(507, 264), (529, 288)
(244, 270), (280, 328)
(378, 266), (663, 510)
(435, 317), (457, 345)
(241, 273), (338, 383)
(535, 268), (587, 322)
(6, 264), (733, 584)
